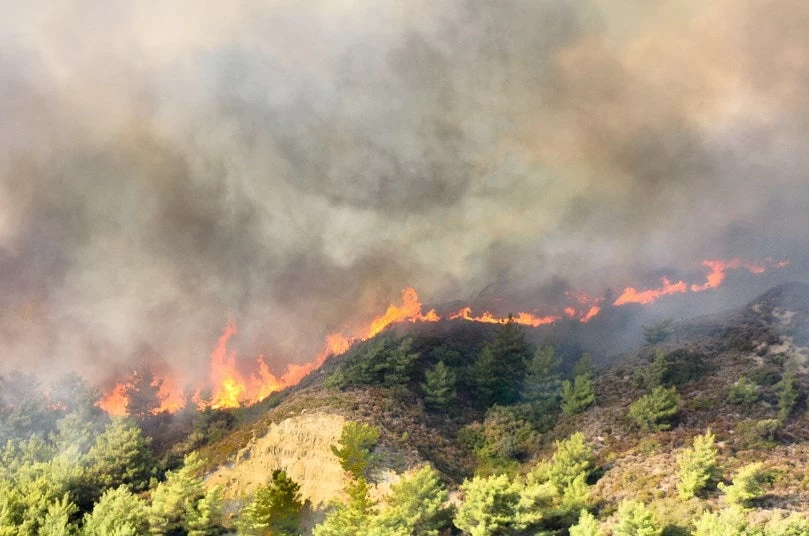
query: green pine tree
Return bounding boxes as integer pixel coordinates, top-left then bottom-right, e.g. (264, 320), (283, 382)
(489, 319), (534, 404)
(570, 510), (604, 536)
(719, 463), (765, 507)
(469, 346), (499, 407)
(84, 418), (156, 492)
(777, 368), (799, 422)
(629, 386), (680, 432)
(677, 430), (720, 499)
(373, 465), (453, 536)
(82, 486), (149, 536)
(313, 478), (376, 536)
(331, 422), (380, 479)
(453, 474), (522, 536)
(421, 362), (457, 410)
(238, 469), (304, 536)
(561, 375), (595, 416)
(521, 345), (562, 409)
(612, 500), (662, 536)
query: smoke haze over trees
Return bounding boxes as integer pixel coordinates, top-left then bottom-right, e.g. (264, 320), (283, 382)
(2, 0), (809, 382)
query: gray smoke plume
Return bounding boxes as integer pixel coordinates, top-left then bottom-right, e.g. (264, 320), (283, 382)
(1, 0), (808, 384)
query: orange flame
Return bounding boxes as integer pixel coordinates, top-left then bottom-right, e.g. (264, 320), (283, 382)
(98, 383), (128, 416)
(581, 305), (601, 322)
(448, 307), (557, 327)
(366, 288), (439, 339)
(613, 277), (688, 306)
(98, 258), (789, 416)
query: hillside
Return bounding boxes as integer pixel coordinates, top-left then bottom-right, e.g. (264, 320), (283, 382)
(2, 283), (808, 535)
(190, 282), (809, 533)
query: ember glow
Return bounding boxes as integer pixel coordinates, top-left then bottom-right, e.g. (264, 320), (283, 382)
(98, 258), (789, 414)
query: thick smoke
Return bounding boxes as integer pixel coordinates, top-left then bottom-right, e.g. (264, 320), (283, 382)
(1, 0), (808, 383)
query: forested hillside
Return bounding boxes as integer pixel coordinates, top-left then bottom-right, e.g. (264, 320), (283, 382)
(2, 283), (809, 535)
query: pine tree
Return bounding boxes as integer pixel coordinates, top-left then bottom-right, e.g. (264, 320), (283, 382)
(612, 500), (662, 536)
(777, 368), (799, 422)
(521, 345), (562, 408)
(82, 486), (149, 536)
(149, 453), (223, 535)
(692, 507), (748, 536)
(421, 362), (457, 410)
(469, 346), (499, 407)
(574, 353), (594, 379)
(85, 418), (155, 492)
(677, 430), (720, 499)
(39, 495), (77, 536)
(570, 510), (604, 536)
(313, 478), (376, 536)
(489, 319), (534, 404)
(238, 469), (304, 536)
(719, 463), (765, 507)
(454, 474), (522, 536)
(124, 363), (166, 421)
(641, 351), (667, 390)
(374, 465), (452, 536)
(331, 422), (380, 479)
(629, 386), (680, 431)
(561, 375), (595, 416)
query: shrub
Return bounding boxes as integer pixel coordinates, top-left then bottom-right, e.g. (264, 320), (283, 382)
(630, 386), (680, 432)
(677, 430), (720, 499)
(643, 319), (674, 344)
(331, 422), (380, 479)
(727, 377), (759, 405)
(474, 405), (537, 472)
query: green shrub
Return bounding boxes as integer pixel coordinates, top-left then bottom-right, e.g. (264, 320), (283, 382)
(630, 386), (680, 432)
(727, 377), (759, 405)
(643, 319), (674, 344)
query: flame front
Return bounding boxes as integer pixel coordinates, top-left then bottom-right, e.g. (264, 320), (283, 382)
(98, 258), (789, 415)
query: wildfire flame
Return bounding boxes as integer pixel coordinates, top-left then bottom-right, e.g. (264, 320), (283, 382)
(98, 258), (789, 415)
(448, 307), (557, 327)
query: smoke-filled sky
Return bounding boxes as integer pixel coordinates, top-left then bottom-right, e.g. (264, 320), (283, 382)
(2, 0), (809, 381)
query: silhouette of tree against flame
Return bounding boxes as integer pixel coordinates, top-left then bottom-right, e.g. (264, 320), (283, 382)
(123, 362), (166, 422)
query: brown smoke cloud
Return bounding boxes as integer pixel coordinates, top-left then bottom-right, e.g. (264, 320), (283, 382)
(1, 0), (808, 382)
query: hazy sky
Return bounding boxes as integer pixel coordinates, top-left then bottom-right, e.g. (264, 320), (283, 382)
(1, 0), (808, 381)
